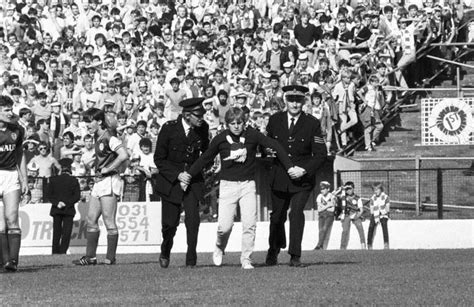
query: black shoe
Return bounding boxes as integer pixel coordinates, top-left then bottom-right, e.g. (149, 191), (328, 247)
(186, 261), (196, 268)
(159, 256), (170, 268)
(265, 249), (278, 266)
(289, 255), (302, 267)
(314, 246), (322, 250)
(4, 260), (18, 272)
(72, 256), (97, 266)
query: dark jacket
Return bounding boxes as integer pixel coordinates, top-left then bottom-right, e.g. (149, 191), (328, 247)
(266, 111), (327, 192)
(48, 173), (81, 217)
(153, 116), (209, 203)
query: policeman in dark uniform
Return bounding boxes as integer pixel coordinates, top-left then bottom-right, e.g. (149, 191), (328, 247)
(153, 97), (209, 268)
(48, 158), (81, 254)
(265, 85), (327, 267)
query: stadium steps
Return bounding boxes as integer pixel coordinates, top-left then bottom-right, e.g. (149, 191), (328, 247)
(352, 59), (474, 170)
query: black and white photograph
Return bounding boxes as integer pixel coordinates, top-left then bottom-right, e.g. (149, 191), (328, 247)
(0, 0), (473, 304)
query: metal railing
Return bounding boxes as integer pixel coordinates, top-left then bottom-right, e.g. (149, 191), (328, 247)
(28, 175), (147, 204)
(339, 16), (474, 156)
(336, 168), (474, 219)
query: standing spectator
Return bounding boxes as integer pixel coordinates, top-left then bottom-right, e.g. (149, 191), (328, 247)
(294, 12), (319, 64)
(332, 70), (358, 147)
(315, 181), (337, 250)
(358, 74), (385, 151)
(164, 77), (187, 120)
(36, 119), (53, 147)
(126, 120), (148, 157)
(59, 132), (80, 159)
(48, 158), (81, 254)
(28, 142), (61, 178)
(81, 135), (95, 174)
(338, 181), (366, 250)
(367, 183), (391, 250)
(136, 138), (158, 202)
(18, 108), (33, 132)
(32, 92), (52, 123)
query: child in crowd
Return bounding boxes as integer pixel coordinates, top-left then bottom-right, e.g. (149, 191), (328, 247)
(203, 98), (220, 138)
(337, 181), (366, 250)
(315, 181), (337, 250)
(357, 74), (385, 152)
(136, 138), (158, 202)
(367, 183), (390, 250)
(71, 152), (88, 177)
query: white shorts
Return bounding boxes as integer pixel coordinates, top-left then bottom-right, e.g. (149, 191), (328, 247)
(0, 170), (20, 196)
(91, 174), (122, 198)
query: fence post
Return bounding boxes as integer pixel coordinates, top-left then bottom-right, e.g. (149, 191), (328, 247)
(386, 170), (390, 196)
(437, 168), (443, 219)
(336, 170), (342, 187)
(415, 155), (421, 216)
(457, 67), (462, 97)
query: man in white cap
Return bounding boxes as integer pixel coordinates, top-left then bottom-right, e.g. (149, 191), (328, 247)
(296, 53), (315, 76)
(281, 62), (298, 86)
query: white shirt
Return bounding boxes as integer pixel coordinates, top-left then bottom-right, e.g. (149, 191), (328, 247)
(287, 113), (301, 129)
(182, 118), (192, 136)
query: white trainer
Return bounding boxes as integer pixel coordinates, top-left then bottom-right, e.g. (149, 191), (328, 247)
(213, 248), (223, 266)
(242, 261), (254, 270)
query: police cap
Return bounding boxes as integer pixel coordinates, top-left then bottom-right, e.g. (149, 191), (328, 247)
(58, 158), (73, 170)
(283, 85), (309, 102)
(180, 97), (206, 115)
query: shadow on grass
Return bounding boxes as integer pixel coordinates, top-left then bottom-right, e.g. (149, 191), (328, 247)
(15, 264), (65, 273)
(252, 261), (360, 268)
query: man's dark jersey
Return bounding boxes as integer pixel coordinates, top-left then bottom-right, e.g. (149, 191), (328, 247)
(0, 123), (23, 170)
(94, 130), (122, 172)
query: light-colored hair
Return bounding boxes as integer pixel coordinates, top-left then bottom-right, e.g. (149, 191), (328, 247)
(224, 107), (246, 125)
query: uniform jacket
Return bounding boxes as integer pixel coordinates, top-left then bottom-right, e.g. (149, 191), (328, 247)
(48, 173), (81, 217)
(153, 116), (209, 203)
(266, 111), (327, 193)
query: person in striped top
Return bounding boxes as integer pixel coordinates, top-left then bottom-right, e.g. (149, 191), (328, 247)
(367, 183), (390, 250)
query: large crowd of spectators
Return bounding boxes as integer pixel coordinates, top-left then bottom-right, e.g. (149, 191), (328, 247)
(0, 0), (471, 203)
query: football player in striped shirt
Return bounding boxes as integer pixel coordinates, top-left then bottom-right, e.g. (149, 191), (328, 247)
(0, 95), (29, 272)
(73, 108), (129, 265)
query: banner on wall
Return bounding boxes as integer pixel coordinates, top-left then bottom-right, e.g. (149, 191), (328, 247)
(421, 98), (474, 145)
(11, 201), (162, 248)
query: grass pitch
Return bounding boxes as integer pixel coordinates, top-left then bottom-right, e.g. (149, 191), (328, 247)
(1, 249), (473, 305)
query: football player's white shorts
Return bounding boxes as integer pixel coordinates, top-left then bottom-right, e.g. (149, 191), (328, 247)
(91, 174), (122, 198)
(0, 170), (20, 196)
